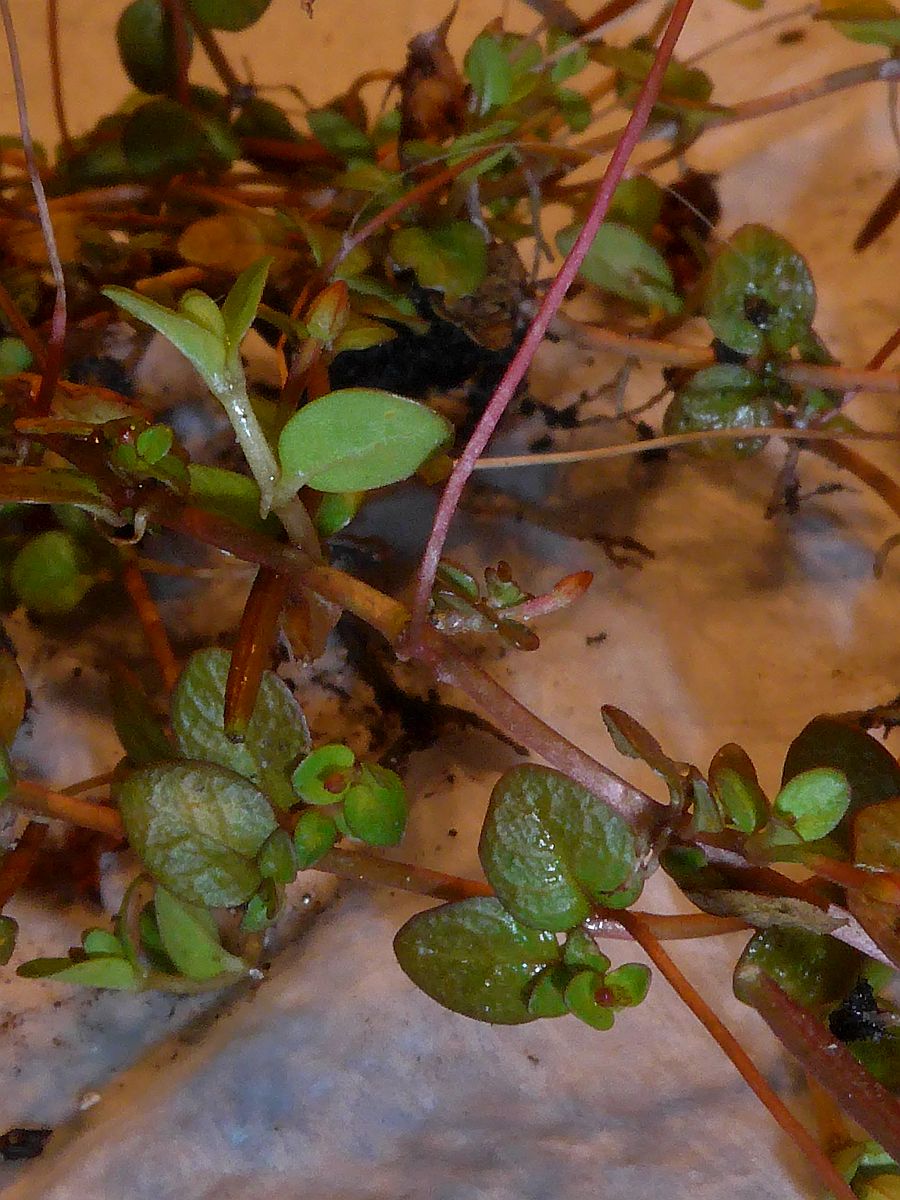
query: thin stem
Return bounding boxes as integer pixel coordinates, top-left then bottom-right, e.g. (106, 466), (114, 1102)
(0, 821), (47, 908)
(11, 781), (123, 838)
(813, 438), (900, 522)
(720, 56), (900, 126)
(163, 0), (192, 108)
(619, 911), (859, 1200)
(121, 558), (180, 694)
(46, 0), (70, 150)
(409, 0), (699, 648)
(471, 425), (900, 472)
(0, 0), (67, 415)
(184, 4), (243, 99)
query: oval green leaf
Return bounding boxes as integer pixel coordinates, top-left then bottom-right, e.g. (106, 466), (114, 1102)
(117, 0), (192, 94)
(663, 365), (775, 458)
(115, 761), (277, 907)
(154, 886), (246, 981)
(188, 0), (272, 30)
(773, 766), (851, 841)
(393, 896), (560, 1024)
(277, 388), (451, 494)
(18, 955), (139, 990)
(389, 223), (487, 304)
(172, 648), (310, 810)
(557, 221), (682, 314)
(479, 764), (641, 932)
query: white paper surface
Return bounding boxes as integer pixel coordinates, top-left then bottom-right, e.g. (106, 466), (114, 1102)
(0, 0), (897, 1196)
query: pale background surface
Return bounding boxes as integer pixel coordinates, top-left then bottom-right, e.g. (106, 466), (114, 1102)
(0, 0), (898, 1197)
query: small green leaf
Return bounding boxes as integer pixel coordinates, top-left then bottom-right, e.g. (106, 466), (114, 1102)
(604, 962), (651, 1007)
(663, 365), (776, 458)
(608, 176), (663, 237)
(0, 746), (13, 805)
(527, 965), (571, 1017)
(315, 491), (365, 537)
(0, 337), (32, 376)
(465, 35), (514, 114)
(703, 224), (816, 355)
(564, 970), (615, 1031)
(257, 828), (298, 884)
(277, 388), (451, 495)
(602, 705), (689, 803)
(734, 926), (860, 1014)
(115, 761), (277, 907)
(154, 886), (245, 980)
(307, 109), (373, 161)
(11, 530), (93, 615)
(0, 915), (18, 966)
(563, 929), (610, 972)
(819, 0), (900, 43)
(82, 928), (125, 957)
(547, 30), (589, 83)
(172, 648), (310, 810)
(117, 0), (192, 94)
(557, 222), (682, 314)
(292, 744), (355, 806)
(233, 97), (301, 143)
(110, 667), (175, 767)
(394, 896), (561, 1025)
(187, 0), (272, 30)
(123, 100), (209, 178)
(479, 764), (642, 932)
(389, 223), (488, 304)
(187, 465), (278, 534)
(773, 767), (851, 841)
(136, 424), (175, 465)
(103, 285), (226, 386)
(343, 765), (408, 847)
(18, 955), (139, 990)
(293, 809), (339, 868)
(220, 257), (273, 350)
(709, 744), (769, 834)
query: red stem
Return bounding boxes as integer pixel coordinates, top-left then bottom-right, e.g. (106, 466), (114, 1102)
(46, 0), (70, 150)
(407, 0), (698, 648)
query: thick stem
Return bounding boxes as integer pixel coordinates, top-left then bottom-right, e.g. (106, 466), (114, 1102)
(408, 0), (699, 647)
(620, 911), (859, 1200)
(224, 566), (290, 737)
(12, 781), (124, 838)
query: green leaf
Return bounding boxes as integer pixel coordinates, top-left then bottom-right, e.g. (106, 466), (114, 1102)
(465, 35), (514, 114)
(563, 928), (610, 973)
(187, 0), (272, 30)
(292, 743), (355, 805)
(564, 970), (615, 1030)
(171, 648), (310, 810)
(307, 109), (373, 161)
(115, 761), (277, 907)
(293, 809), (339, 868)
(343, 765), (408, 846)
(527, 965), (572, 1018)
(0, 648), (26, 748)
(602, 705), (689, 803)
(703, 224), (816, 355)
(0, 746), (13, 805)
(599, 42), (713, 114)
(0, 337), (32, 376)
(733, 926), (859, 1013)
(608, 176), (663, 237)
(103, 285), (226, 386)
(547, 30), (589, 83)
(557, 222), (682, 314)
(709, 744), (769, 834)
(233, 97), (301, 143)
(123, 100), (209, 178)
(277, 388), (451, 495)
(393, 896), (561, 1024)
(0, 915), (18, 966)
(82, 928), (125, 957)
(117, 0), (192, 94)
(782, 716), (900, 848)
(315, 490), (365, 537)
(604, 962), (651, 1007)
(663, 365), (776, 458)
(154, 886), (245, 980)
(389, 223), (488, 304)
(478, 764), (642, 932)
(187, 464), (279, 534)
(257, 828), (298, 884)
(819, 0), (900, 43)
(11, 530), (93, 615)
(220, 257), (273, 350)
(18, 955), (139, 990)
(773, 767), (851, 841)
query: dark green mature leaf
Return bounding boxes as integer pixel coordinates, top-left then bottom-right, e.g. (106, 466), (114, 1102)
(557, 222), (682, 314)
(394, 896), (560, 1024)
(117, 0), (192, 94)
(479, 764), (642, 932)
(188, 0), (272, 30)
(734, 926), (859, 1013)
(110, 668), (174, 767)
(773, 767), (850, 841)
(709, 743), (769, 834)
(389, 223), (488, 304)
(172, 648), (310, 810)
(116, 761), (277, 906)
(154, 886), (246, 980)
(663, 365), (775, 458)
(307, 110), (373, 161)
(782, 716), (900, 847)
(123, 100), (209, 178)
(11, 531), (93, 615)
(18, 955), (139, 990)
(277, 388), (451, 494)
(703, 225), (816, 355)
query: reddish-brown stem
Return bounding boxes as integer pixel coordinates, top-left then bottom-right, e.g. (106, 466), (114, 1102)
(0, 0), (67, 416)
(163, 0), (192, 108)
(224, 566), (289, 738)
(408, 0), (697, 648)
(620, 911), (859, 1200)
(184, 4), (243, 99)
(11, 781), (123, 838)
(0, 821), (47, 909)
(121, 559), (180, 694)
(855, 175), (900, 253)
(743, 969), (900, 1165)
(720, 56), (900, 126)
(0, 276), (46, 366)
(46, 0), (70, 150)
(813, 439), (900, 522)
